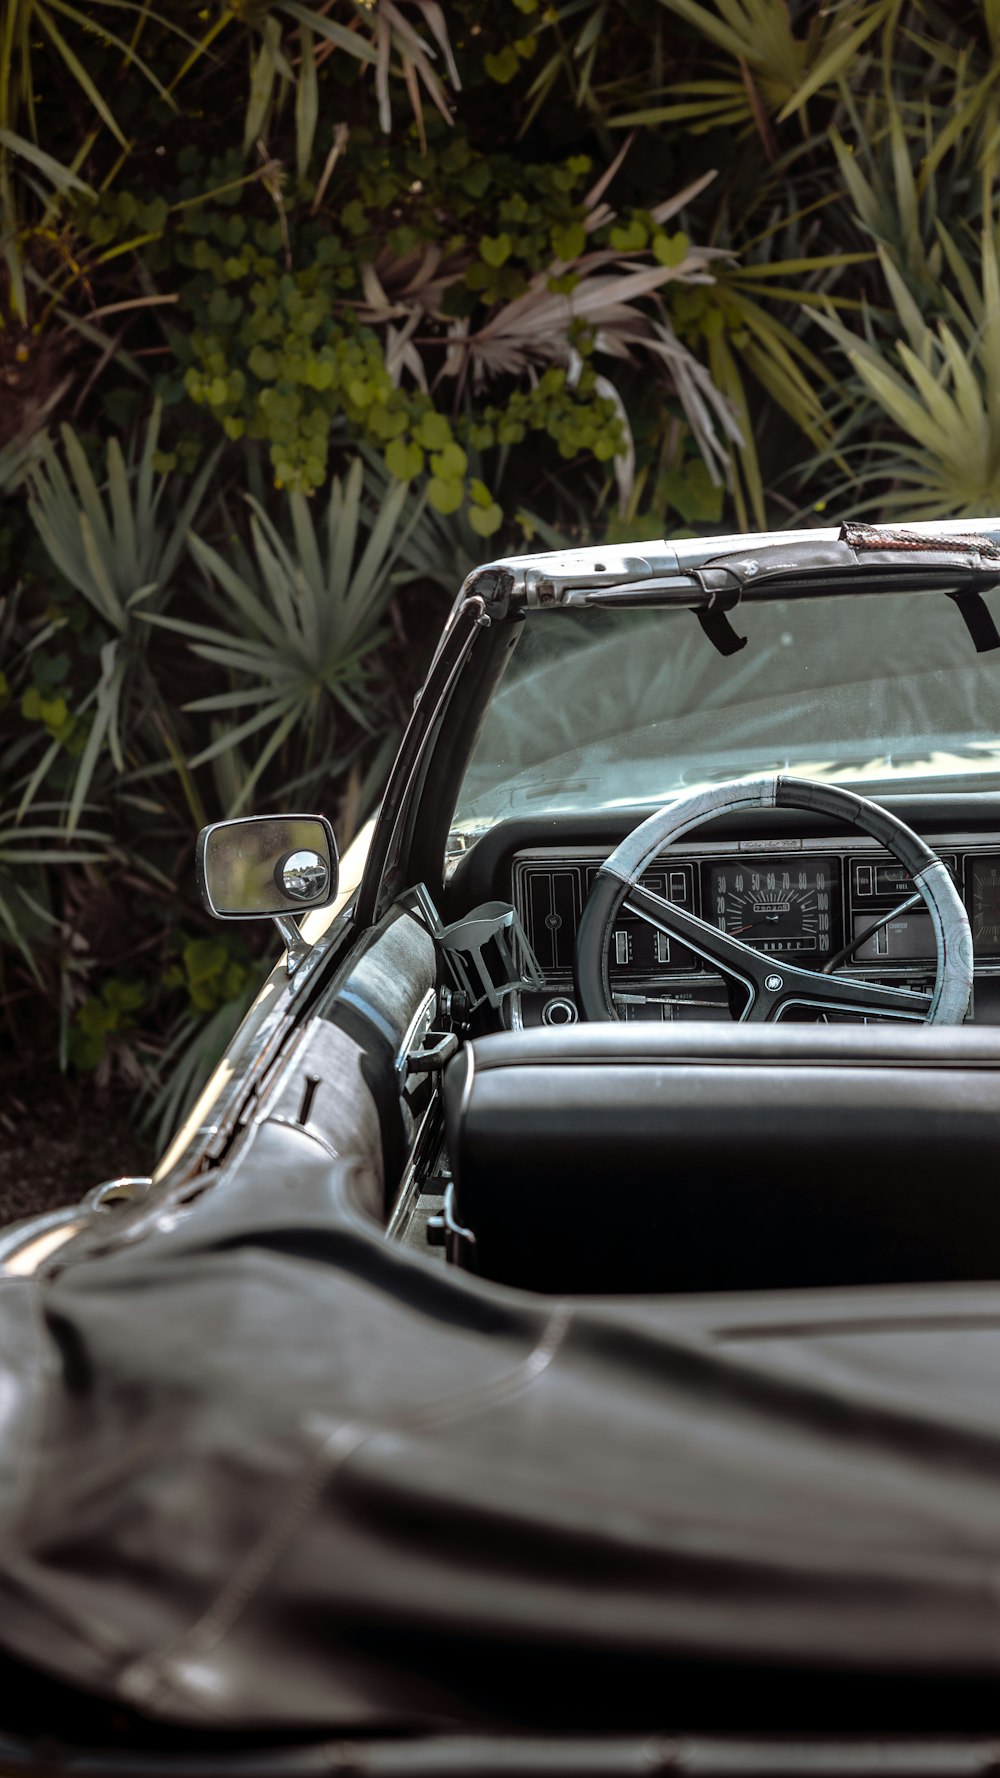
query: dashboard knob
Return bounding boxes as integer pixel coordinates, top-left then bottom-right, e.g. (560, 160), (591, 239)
(542, 997), (578, 1026)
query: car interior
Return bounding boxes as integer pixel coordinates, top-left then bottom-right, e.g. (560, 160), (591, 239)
(284, 775), (1000, 1304)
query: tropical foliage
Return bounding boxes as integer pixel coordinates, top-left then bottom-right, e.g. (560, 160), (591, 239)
(2, 0), (998, 1150)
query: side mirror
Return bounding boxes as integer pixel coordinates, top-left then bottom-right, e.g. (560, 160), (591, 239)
(196, 815), (339, 974)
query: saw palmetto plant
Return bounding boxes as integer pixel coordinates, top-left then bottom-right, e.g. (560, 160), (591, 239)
(23, 404), (219, 833)
(899, 0), (1000, 189)
(827, 83), (985, 302)
(816, 236), (1000, 518)
(148, 459), (422, 817)
(0, 810), (112, 985)
(609, 0), (898, 148)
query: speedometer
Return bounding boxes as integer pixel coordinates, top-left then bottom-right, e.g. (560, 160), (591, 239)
(704, 857), (839, 958)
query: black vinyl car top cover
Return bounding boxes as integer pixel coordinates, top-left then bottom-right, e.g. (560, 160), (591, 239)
(5, 1020), (1000, 1732)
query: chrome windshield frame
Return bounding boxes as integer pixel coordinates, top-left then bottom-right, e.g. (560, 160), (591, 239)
(458, 518), (1000, 614)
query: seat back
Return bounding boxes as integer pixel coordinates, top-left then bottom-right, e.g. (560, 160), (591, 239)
(443, 1022), (1000, 1294)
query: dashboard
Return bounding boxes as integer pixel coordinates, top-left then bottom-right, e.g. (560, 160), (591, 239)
(503, 831), (1000, 1026)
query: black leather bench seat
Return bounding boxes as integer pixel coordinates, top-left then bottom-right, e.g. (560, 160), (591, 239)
(443, 1023), (1000, 1295)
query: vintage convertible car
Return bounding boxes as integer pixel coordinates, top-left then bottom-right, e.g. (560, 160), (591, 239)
(7, 520), (1000, 1775)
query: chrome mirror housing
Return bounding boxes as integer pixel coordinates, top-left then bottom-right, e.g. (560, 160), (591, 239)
(196, 815), (339, 973)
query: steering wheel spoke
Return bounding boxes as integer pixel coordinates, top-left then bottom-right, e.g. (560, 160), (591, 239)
(740, 960), (932, 1023)
(623, 883), (767, 989)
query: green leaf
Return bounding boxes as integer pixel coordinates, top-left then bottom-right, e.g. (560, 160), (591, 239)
(429, 441), (467, 479)
(279, 1), (379, 66)
(34, 2), (131, 148)
(248, 343), (278, 380)
(661, 458), (724, 524)
(484, 46), (520, 83)
(610, 219), (648, 252)
(0, 126), (94, 195)
(653, 230), (689, 267)
(414, 411), (452, 451)
(551, 220), (586, 261)
(244, 20), (279, 153)
(385, 437), (424, 481)
(468, 500), (504, 538)
(650, 0), (753, 64)
(427, 476), (464, 515)
(480, 233), (513, 268)
(776, 3), (890, 122)
(39, 694), (69, 729)
(295, 19), (318, 178)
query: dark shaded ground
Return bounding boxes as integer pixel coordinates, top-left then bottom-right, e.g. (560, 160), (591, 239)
(0, 1079), (153, 1226)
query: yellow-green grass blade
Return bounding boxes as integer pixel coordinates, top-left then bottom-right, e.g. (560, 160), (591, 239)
(778, 2), (890, 121)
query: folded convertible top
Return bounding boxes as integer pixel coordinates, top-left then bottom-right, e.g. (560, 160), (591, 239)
(3, 1084), (1000, 1733)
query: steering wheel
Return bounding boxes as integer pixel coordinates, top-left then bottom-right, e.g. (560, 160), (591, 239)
(575, 775), (973, 1026)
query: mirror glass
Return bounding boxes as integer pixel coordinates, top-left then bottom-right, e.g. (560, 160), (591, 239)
(278, 849), (331, 901)
(199, 816), (338, 918)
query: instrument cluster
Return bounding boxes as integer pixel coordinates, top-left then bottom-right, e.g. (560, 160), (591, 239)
(512, 840), (1000, 1024)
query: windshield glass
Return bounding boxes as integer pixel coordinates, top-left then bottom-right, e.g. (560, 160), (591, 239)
(451, 586), (1000, 847)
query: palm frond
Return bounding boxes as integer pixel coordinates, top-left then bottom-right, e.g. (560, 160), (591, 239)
(815, 236), (1000, 516)
(24, 408), (219, 830)
(154, 463), (420, 816)
(613, 0), (894, 143)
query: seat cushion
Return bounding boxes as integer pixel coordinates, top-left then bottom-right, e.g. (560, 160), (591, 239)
(443, 1022), (1000, 1294)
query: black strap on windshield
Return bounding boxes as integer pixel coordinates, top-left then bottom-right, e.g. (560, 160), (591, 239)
(839, 522), (1000, 654)
(946, 585), (1000, 653)
(691, 565), (746, 655)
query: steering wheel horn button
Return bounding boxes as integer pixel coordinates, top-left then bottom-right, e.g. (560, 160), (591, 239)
(764, 973), (784, 992)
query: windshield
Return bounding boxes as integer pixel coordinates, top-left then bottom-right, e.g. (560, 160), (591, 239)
(451, 586), (1000, 847)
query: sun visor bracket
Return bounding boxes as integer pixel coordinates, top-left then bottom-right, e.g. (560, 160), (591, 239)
(841, 522), (1000, 655)
(690, 565), (747, 656)
(944, 585), (1000, 653)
